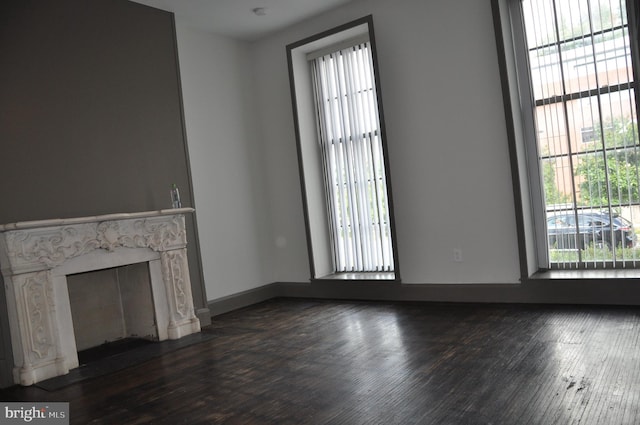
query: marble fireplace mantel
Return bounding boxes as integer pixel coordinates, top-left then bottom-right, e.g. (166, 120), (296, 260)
(0, 209), (201, 385)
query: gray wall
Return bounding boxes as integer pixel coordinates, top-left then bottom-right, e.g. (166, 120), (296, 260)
(0, 0), (208, 386)
(175, 24), (275, 302)
(174, 0), (640, 311)
(249, 0), (521, 284)
(243, 0), (640, 304)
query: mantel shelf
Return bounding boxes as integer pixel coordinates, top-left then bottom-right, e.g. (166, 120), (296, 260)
(0, 208), (195, 232)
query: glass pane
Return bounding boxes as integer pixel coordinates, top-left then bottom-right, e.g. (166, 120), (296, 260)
(529, 46), (563, 101)
(536, 103), (568, 157)
(542, 155), (574, 210)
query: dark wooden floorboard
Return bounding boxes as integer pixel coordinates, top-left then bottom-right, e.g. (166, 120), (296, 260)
(1, 298), (640, 424)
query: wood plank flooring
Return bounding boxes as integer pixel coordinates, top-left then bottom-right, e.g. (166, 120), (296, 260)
(2, 298), (640, 424)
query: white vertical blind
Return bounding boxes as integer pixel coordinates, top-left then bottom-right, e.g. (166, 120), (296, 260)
(311, 41), (394, 272)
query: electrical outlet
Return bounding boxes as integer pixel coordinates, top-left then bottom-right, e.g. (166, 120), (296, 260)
(453, 248), (463, 263)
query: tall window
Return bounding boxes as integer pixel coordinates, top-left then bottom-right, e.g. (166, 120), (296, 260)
(512, 0), (639, 269)
(310, 41), (394, 272)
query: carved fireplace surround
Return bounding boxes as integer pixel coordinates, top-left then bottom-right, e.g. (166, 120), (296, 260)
(0, 209), (201, 386)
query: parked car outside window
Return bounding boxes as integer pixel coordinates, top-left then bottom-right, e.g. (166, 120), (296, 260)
(547, 212), (636, 250)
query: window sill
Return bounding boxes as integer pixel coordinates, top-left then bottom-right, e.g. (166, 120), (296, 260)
(530, 269), (640, 280)
(314, 272), (397, 282)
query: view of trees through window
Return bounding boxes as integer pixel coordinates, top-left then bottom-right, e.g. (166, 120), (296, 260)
(523, 0), (639, 267)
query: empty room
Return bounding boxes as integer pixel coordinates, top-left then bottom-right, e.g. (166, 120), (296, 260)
(1, 0), (639, 423)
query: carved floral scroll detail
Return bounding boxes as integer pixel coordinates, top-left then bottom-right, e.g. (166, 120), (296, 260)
(20, 272), (55, 362)
(5, 216), (187, 272)
(98, 217), (186, 252)
(161, 250), (190, 320)
(7, 225), (100, 270)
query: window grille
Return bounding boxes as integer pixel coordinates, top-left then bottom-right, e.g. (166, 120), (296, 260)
(522, 0), (639, 268)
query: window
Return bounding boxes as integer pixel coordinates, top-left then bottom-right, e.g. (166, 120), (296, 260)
(581, 126), (596, 143)
(310, 41), (394, 273)
(287, 16), (399, 280)
(495, 0), (640, 270)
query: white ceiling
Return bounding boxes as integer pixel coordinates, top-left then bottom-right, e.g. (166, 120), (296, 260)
(130, 0), (355, 41)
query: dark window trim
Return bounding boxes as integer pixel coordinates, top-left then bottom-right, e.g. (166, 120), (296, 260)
(492, 0), (640, 279)
(286, 15), (401, 282)
(492, 0), (531, 280)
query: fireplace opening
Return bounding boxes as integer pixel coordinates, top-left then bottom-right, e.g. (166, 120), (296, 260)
(76, 338), (154, 365)
(67, 262), (158, 363)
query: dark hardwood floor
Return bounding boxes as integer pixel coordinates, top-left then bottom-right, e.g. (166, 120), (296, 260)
(2, 298), (640, 424)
